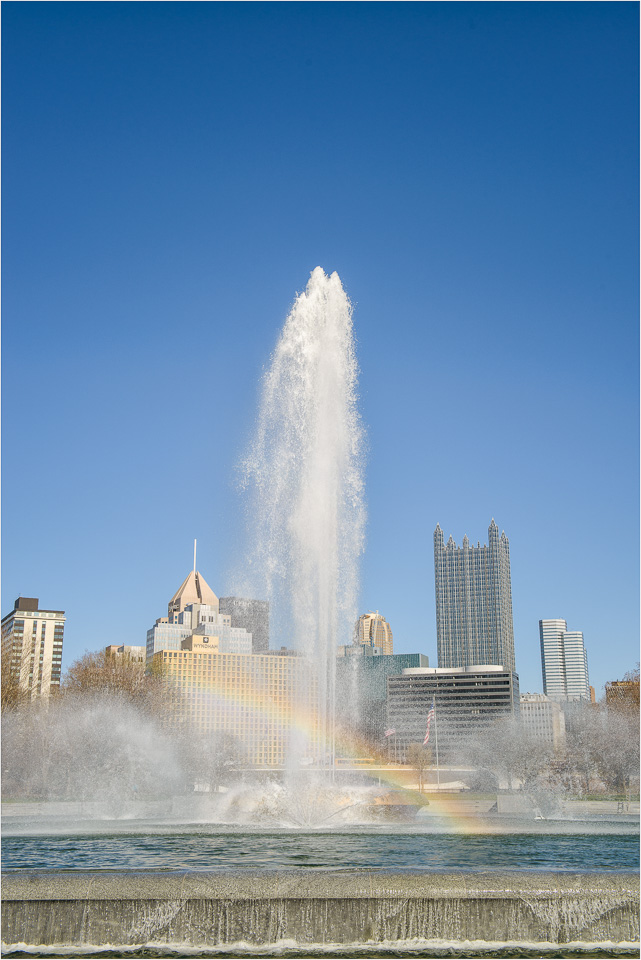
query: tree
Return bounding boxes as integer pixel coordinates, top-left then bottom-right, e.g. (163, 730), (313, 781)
(564, 704), (605, 797)
(406, 743), (431, 793)
(593, 711), (640, 797)
(63, 649), (146, 697)
(178, 729), (245, 793)
(1, 655), (29, 714)
(61, 648), (169, 717)
(460, 718), (552, 792)
(1, 691), (184, 802)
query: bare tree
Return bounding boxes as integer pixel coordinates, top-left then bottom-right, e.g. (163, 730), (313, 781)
(63, 649), (146, 697)
(406, 742), (431, 793)
(461, 718), (553, 792)
(61, 648), (169, 717)
(1, 655), (30, 714)
(1, 629), (34, 714)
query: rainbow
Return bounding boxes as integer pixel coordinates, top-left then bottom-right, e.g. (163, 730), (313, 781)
(161, 661), (493, 832)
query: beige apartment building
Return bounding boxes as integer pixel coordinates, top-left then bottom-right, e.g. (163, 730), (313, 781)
(519, 693), (566, 751)
(355, 612), (393, 654)
(1, 597), (65, 700)
(153, 637), (319, 766)
(105, 645), (146, 662)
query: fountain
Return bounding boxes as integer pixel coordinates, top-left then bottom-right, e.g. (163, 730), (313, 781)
(237, 265), (365, 771)
(2, 269), (639, 956)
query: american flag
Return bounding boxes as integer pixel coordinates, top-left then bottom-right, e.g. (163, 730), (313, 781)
(423, 701), (435, 745)
(384, 728), (396, 738)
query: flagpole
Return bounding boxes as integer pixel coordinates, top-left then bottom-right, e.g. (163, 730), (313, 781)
(434, 699), (440, 788)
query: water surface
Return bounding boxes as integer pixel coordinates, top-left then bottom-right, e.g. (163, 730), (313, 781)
(3, 826), (638, 873)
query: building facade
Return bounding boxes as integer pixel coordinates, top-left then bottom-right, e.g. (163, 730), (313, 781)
(105, 645), (146, 662)
(387, 665), (519, 761)
(335, 650), (429, 743)
(519, 693), (566, 751)
(605, 677), (640, 716)
(539, 619), (590, 701)
(219, 597), (269, 654)
(1, 597), (65, 701)
(354, 612), (393, 654)
(434, 520), (515, 673)
(152, 639), (318, 766)
(146, 570), (253, 661)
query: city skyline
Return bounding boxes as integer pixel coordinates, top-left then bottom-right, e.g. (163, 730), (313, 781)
(2, 4), (638, 696)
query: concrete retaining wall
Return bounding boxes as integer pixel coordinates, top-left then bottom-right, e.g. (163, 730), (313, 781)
(2, 872), (639, 949)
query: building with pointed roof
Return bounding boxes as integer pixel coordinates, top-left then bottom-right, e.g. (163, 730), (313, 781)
(146, 569), (252, 661)
(168, 570), (219, 620)
(433, 519), (516, 674)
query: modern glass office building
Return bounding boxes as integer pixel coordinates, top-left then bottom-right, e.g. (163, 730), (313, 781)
(539, 619), (590, 701)
(335, 650), (429, 742)
(433, 519), (516, 673)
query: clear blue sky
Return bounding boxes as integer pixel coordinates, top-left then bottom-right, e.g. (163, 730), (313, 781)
(2, 2), (638, 696)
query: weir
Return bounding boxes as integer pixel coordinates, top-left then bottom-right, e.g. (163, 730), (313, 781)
(2, 871), (639, 950)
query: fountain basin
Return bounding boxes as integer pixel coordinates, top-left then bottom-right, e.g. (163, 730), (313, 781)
(2, 871), (639, 951)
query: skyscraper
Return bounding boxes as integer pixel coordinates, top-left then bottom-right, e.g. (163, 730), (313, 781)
(146, 569), (253, 660)
(539, 619), (590, 701)
(1, 597), (65, 701)
(219, 597), (269, 654)
(354, 611), (393, 654)
(433, 519), (516, 673)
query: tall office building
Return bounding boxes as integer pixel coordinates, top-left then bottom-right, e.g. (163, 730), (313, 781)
(146, 570), (253, 661)
(219, 597), (269, 654)
(387, 665), (519, 761)
(1, 597), (65, 700)
(335, 650), (428, 741)
(539, 619), (590, 701)
(354, 612), (393, 654)
(434, 519), (516, 673)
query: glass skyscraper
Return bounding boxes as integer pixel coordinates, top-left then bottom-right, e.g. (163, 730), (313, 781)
(433, 519), (516, 673)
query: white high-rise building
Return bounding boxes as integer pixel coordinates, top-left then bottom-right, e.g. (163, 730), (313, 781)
(1, 597), (65, 700)
(539, 619), (590, 701)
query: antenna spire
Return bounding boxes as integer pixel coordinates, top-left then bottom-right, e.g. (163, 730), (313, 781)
(193, 538), (197, 575)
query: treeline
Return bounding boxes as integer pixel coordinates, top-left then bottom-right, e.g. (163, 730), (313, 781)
(405, 669), (640, 802)
(1, 649), (244, 802)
